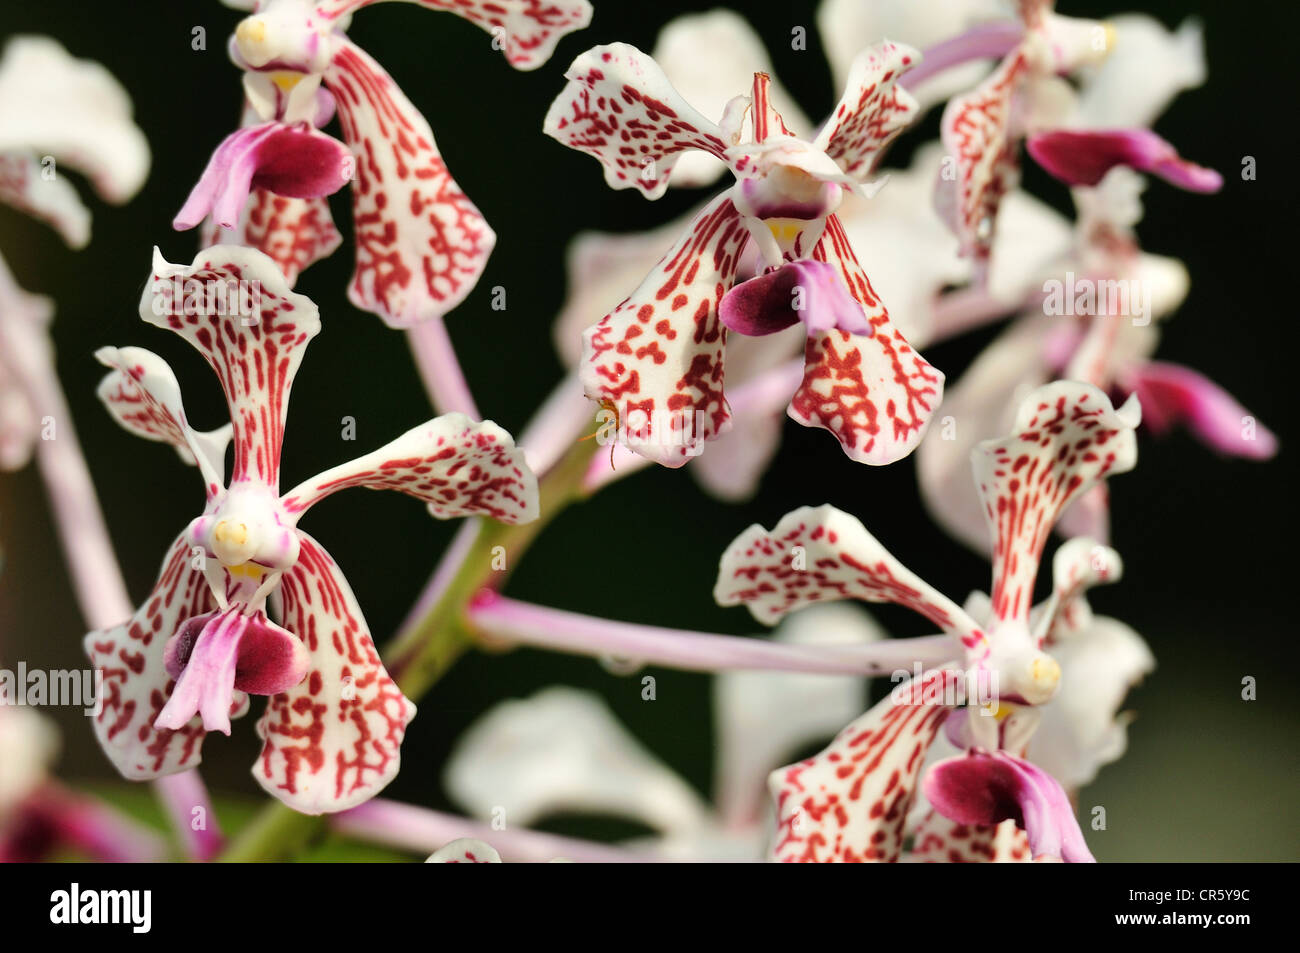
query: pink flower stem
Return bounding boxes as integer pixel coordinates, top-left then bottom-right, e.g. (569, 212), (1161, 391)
(25, 360), (220, 860)
(335, 799), (675, 863)
(3, 782), (169, 863)
(929, 286), (1046, 344)
(406, 317), (480, 419)
(466, 593), (961, 676)
(902, 21), (1024, 91)
(152, 770), (223, 861)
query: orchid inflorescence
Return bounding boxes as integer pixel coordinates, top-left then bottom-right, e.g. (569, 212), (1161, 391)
(0, 0), (1275, 864)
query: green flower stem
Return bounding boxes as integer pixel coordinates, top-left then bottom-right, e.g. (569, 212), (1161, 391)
(218, 436), (599, 862)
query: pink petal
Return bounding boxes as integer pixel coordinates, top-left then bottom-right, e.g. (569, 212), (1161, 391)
(280, 412), (539, 524)
(315, 0), (592, 71)
(813, 40), (921, 180)
(720, 260), (870, 337)
(770, 669), (963, 862)
(156, 607), (309, 734)
(975, 382), (1140, 626)
(326, 40), (496, 326)
(254, 535), (416, 814)
(141, 246), (321, 486)
(714, 503), (987, 652)
(787, 216), (944, 465)
(201, 189), (341, 288)
(1127, 360), (1277, 459)
(84, 533), (248, 780)
(910, 809), (1032, 863)
(923, 750), (1095, 862)
(938, 48), (1029, 262)
(580, 193), (749, 467)
(1027, 129), (1223, 192)
(174, 121), (352, 231)
(544, 42), (732, 199)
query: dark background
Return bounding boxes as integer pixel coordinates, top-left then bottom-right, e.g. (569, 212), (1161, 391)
(1, 1), (1294, 860)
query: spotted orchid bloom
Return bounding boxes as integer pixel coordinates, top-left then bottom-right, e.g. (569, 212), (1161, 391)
(175, 0), (592, 322)
(84, 245), (538, 814)
(1, 37), (149, 470)
(919, 168), (1276, 551)
(444, 604), (883, 860)
(545, 40), (946, 467)
(713, 380), (1141, 861)
(938, 0), (1220, 272)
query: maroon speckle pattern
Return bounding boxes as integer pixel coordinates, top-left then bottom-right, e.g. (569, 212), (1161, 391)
(203, 189), (342, 288)
(940, 48), (1029, 262)
(316, 0), (591, 70)
(85, 533), (248, 778)
(771, 670), (961, 862)
(327, 40), (494, 326)
(977, 387), (1137, 624)
(546, 44), (729, 197)
(147, 255), (317, 487)
(580, 194), (749, 464)
(254, 534), (414, 813)
(816, 41), (918, 179)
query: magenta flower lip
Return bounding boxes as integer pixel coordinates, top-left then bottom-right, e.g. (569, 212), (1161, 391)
(1027, 128), (1224, 193)
(173, 121), (352, 231)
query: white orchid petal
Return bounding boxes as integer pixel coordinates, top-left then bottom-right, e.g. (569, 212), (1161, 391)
(444, 687), (712, 835)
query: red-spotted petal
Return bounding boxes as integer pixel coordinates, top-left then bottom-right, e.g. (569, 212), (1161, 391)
(580, 193), (750, 466)
(714, 504), (986, 653)
(544, 43), (732, 200)
(280, 412), (538, 524)
(769, 669), (962, 862)
(254, 534), (415, 814)
(813, 41), (921, 181)
(84, 533), (249, 780)
(140, 245), (320, 486)
(314, 0), (592, 71)
(910, 810), (1032, 863)
(977, 382), (1140, 626)
(788, 215), (943, 465)
(202, 190), (341, 288)
(939, 49), (1029, 263)
(326, 39), (495, 326)
(94, 346), (231, 496)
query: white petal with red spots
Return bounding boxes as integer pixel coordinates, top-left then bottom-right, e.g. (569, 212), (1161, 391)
(254, 534), (415, 814)
(280, 412), (538, 524)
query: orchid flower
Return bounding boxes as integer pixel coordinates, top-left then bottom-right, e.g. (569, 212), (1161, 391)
(920, 168), (1276, 551)
(443, 603), (883, 860)
(84, 245), (539, 814)
(175, 0), (592, 325)
(0, 36), (149, 470)
(0, 36), (149, 249)
(938, 0), (1220, 274)
(713, 380), (1141, 861)
(545, 39), (946, 467)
